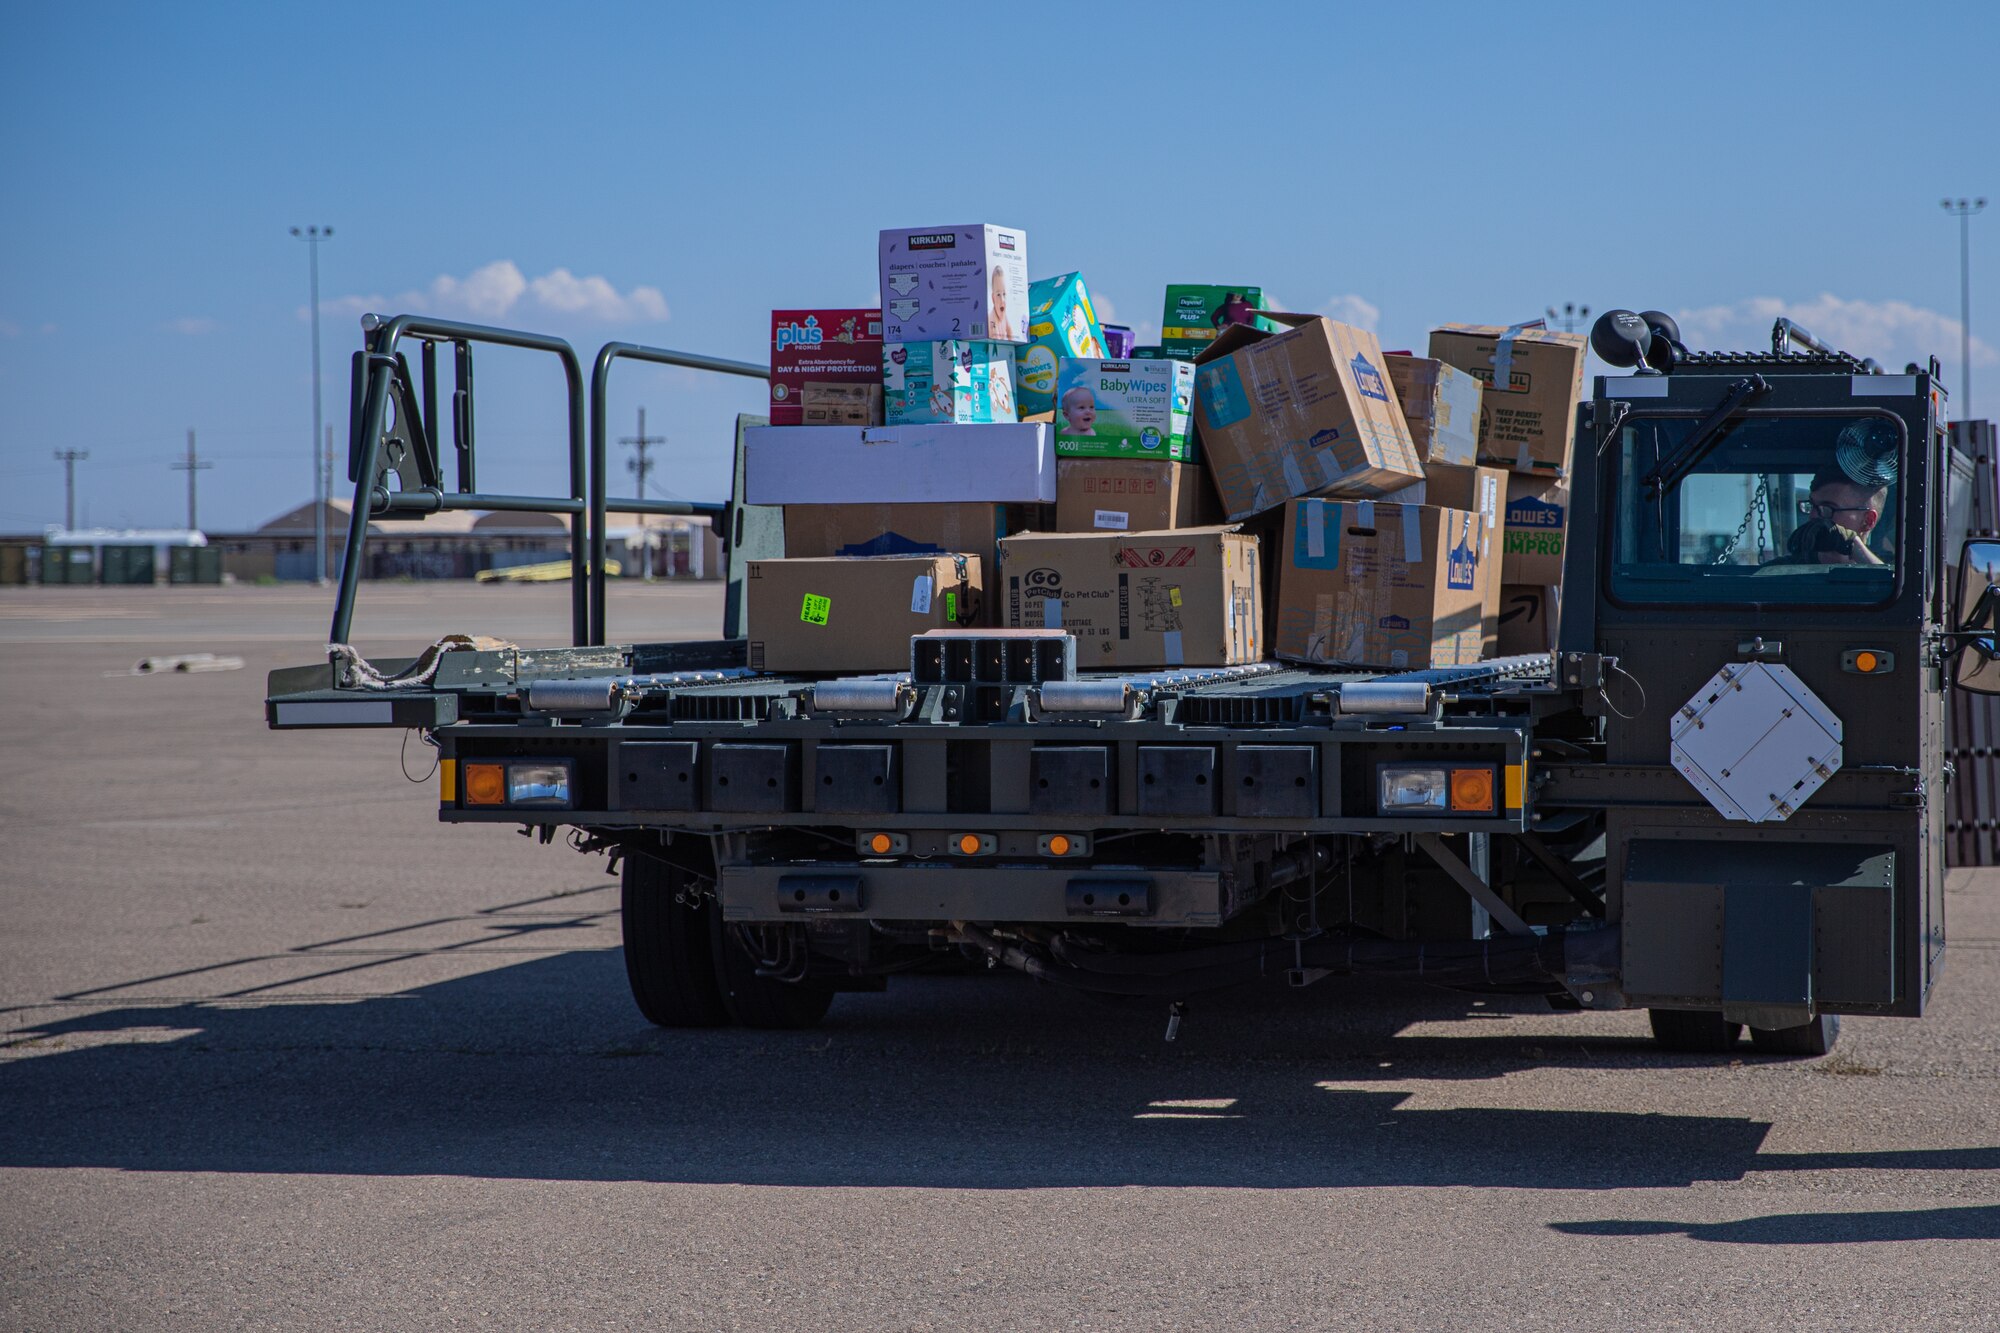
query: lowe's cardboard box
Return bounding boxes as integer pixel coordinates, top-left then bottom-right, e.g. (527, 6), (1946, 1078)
(1055, 459), (1209, 533)
(1428, 324), (1587, 475)
(1017, 273), (1106, 417)
(783, 501), (1050, 599)
(743, 423), (1053, 505)
(884, 340), (1017, 424)
(1502, 473), (1569, 585)
(879, 225), (1029, 343)
(1191, 316), (1424, 520)
(1055, 357), (1197, 461)
(769, 309), (883, 426)
(998, 526), (1262, 668)
(745, 553), (981, 674)
(1497, 584), (1559, 657)
(1386, 462), (1505, 655)
(1274, 499), (1486, 669)
(1384, 354), (1479, 468)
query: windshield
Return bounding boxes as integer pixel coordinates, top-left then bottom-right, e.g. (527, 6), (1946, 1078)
(1610, 412), (1901, 606)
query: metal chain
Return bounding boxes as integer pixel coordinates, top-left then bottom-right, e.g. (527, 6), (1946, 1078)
(1713, 478), (1772, 565)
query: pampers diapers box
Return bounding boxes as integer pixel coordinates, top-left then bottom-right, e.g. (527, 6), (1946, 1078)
(884, 341), (1017, 424)
(879, 225), (1030, 343)
(1053, 358), (1197, 461)
(1016, 272), (1106, 417)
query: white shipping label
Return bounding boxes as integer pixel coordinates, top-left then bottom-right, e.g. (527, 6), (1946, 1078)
(1093, 509), (1130, 530)
(910, 575), (933, 614)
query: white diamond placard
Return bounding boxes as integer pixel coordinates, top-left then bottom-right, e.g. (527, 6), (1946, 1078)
(1670, 662), (1843, 823)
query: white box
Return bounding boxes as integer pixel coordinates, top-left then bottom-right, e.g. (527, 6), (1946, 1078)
(879, 224), (1030, 343)
(743, 423), (1054, 505)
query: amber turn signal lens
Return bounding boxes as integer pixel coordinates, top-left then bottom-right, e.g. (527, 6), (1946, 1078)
(1448, 768), (1495, 813)
(958, 834), (982, 855)
(464, 762), (507, 806)
(1854, 651), (1878, 673)
(1047, 835), (1071, 856)
(870, 833), (893, 854)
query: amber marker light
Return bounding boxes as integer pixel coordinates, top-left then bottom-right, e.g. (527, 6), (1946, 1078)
(959, 834), (983, 855)
(1047, 835), (1072, 856)
(464, 762), (507, 806)
(870, 833), (894, 854)
(1448, 768), (1496, 813)
(1854, 651), (1879, 673)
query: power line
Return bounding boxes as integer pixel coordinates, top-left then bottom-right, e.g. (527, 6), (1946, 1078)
(169, 428), (213, 531)
(52, 449), (88, 530)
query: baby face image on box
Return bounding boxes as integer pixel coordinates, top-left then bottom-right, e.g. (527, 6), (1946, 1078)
(884, 340), (1016, 425)
(879, 225), (1030, 343)
(1054, 358), (1197, 461)
(1016, 272), (1106, 417)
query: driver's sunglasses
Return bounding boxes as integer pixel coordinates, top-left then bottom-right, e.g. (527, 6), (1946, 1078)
(1799, 500), (1879, 525)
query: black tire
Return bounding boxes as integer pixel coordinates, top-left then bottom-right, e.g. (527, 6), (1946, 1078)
(1749, 1013), (1840, 1057)
(1648, 1008), (1744, 1053)
(715, 923), (835, 1030)
(620, 852), (730, 1028)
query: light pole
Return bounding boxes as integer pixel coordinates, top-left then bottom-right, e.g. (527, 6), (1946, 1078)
(1941, 199), (1986, 417)
(1546, 302), (1590, 335)
(292, 225), (333, 583)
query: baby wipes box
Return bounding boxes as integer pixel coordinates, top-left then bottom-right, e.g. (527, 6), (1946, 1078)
(1016, 272), (1106, 417)
(879, 224), (1030, 343)
(1054, 358), (1197, 461)
(884, 341), (1017, 424)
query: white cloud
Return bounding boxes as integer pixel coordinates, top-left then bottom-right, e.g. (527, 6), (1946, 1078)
(164, 316), (218, 335)
(314, 260), (670, 326)
(1319, 293), (1380, 333)
(1674, 293), (1997, 375)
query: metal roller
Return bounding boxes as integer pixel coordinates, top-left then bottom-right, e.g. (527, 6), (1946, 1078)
(810, 679), (912, 713)
(1336, 680), (1432, 715)
(1037, 681), (1134, 713)
(524, 677), (621, 714)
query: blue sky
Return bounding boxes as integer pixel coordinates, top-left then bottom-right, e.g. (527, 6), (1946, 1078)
(2, 1), (1996, 533)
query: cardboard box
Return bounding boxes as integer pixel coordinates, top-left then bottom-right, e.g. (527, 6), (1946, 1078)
(1055, 459), (1208, 533)
(745, 553), (981, 674)
(1054, 358), (1197, 461)
(1428, 324), (1587, 475)
(769, 310), (884, 426)
(1274, 499), (1487, 669)
(743, 423), (1053, 505)
(884, 341), (1017, 424)
(783, 501), (1048, 595)
(1387, 462), (1505, 656)
(1191, 316), (1425, 520)
(1384, 354), (1480, 468)
(997, 526), (1263, 668)
(1497, 584), (1559, 657)
(879, 224), (1029, 343)
(800, 382), (882, 426)
(1502, 473), (1569, 585)
(1160, 284), (1279, 357)
(1016, 273), (1107, 417)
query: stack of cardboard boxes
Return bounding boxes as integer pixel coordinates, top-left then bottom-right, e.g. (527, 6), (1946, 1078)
(739, 222), (1583, 676)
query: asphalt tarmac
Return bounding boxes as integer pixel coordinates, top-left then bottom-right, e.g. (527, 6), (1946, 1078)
(2, 585), (1996, 1331)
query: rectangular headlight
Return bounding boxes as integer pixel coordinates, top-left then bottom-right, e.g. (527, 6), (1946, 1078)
(505, 761), (573, 807)
(1378, 764), (1449, 815)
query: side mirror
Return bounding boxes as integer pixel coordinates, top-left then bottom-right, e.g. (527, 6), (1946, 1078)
(1952, 538), (2000, 694)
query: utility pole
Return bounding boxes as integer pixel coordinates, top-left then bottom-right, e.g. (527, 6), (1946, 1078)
(622, 407), (667, 580)
(292, 224), (334, 585)
(1546, 302), (1591, 335)
(170, 429), (213, 532)
(324, 425), (336, 581)
(1942, 199), (1987, 416)
(52, 449), (88, 531)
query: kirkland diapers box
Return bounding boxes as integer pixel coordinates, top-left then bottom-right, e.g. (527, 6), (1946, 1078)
(998, 526), (1262, 668)
(1054, 358), (1196, 461)
(1191, 316), (1425, 520)
(1384, 354), (1479, 468)
(769, 310), (884, 426)
(1016, 273), (1106, 417)
(884, 341), (1017, 424)
(1055, 459), (1208, 532)
(880, 225), (1029, 343)
(745, 553), (981, 674)
(1160, 285), (1280, 357)
(1428, 324), (1587, 475)
(1502, 473), (1569, 584)
(743, 423), (1054, 505)
(783, 501), (1048, 597)
(1275, 499), (1487, 670)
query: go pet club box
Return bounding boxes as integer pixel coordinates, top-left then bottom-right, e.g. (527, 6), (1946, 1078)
(1016, 272), (1106, 417)
(768, 309), (883, 427)
(884, 340), (1017, 425)
(1054, 358), (1197, 461)
(1275, 498), (1486, 670)
(879, 225), (1029, 343)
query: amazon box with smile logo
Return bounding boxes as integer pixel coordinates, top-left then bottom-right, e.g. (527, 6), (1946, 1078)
(1191, 315), (1424, 521)
(1275, 499), (1487, 669)
(879, 225), (1030, 344)
(997, 525), (1262, 669)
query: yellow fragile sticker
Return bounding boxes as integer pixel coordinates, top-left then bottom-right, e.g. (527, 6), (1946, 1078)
(801, 593), (830, 625)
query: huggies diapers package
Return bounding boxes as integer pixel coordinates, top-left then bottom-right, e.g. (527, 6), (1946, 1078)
(884, 340), (1017, 424)
(1016, 272), (1106, 417)
(1053, 358), (1197, 461)
(879, 225), (1030, 343)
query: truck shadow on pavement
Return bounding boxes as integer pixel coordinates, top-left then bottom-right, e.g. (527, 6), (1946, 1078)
(3, 923), (1995, 1200)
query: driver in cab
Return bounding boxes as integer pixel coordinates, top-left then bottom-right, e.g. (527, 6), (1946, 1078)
(1782, 420), (1896, 567)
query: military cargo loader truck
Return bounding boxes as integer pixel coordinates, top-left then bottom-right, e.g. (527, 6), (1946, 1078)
(266, 310), (2000, 1055)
